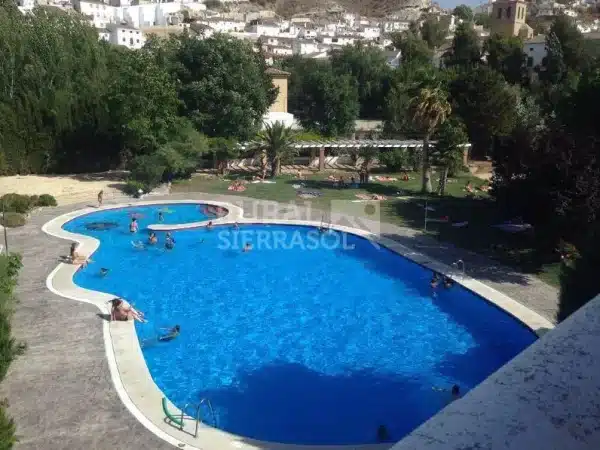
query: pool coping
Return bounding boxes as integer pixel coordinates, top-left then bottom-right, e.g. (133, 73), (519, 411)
(42, 199), (554, 450)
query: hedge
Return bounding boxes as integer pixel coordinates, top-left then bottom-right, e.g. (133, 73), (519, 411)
(0, 253), (25, 449)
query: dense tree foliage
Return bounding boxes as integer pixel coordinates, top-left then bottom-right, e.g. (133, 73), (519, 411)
(443, 23), (481, 68)
(391, 31), (434, 66)
(420, 17), (448, 50)
(484, 34), (526, 85)
(0, 6), (274, 176)
(329, 43), (392, 119)
(453, 4), (474, 22)
(283, 58), (359, 136)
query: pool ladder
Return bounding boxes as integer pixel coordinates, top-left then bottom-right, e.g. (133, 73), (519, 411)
(181, 398), (217, 437)
(452, 259), (466, 277)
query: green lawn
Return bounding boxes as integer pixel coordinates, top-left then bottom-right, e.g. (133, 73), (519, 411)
(174, 170), (561, 286)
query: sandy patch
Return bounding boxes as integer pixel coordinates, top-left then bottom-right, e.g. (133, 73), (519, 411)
(0, 173), (127, 206)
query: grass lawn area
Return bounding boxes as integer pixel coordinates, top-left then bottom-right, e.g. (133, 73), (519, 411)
(173, 169), (561, 286)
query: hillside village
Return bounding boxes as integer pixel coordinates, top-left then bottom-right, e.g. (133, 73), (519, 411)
(13, 0), (600, 72)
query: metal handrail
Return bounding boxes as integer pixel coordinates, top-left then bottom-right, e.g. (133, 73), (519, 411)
(179, 398), (217, 437)
(200, 398), (217, 426)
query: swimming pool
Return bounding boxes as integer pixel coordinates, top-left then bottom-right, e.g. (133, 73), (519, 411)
(63, 203), (537, 446)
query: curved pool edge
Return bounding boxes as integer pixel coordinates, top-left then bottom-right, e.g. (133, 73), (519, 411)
(42, 200), (554, 450)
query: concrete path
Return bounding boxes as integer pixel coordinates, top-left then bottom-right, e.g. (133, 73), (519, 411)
(0, 192), (559, 450)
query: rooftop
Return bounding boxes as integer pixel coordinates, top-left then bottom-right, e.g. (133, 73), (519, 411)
(265, 67), (291, 77)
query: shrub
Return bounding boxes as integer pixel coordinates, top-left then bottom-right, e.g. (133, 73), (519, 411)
(129, 154), (166, 190)
(0, 253), (24, 449)
(0, 213), (26, 228)
(36, 194), (57, 207)
(123, 180), (146, 198)
(378, 148), (408, 172)
(0, 194), (34, 214)
(0, 402), (17, 450)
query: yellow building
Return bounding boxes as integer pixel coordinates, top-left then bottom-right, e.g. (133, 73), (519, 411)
(490, 0), (533, 39)
(263, 67), (295, 128)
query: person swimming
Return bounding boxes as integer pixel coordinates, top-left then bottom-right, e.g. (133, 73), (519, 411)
(233, 222), (239, 230)
(130, 217), (138, 233)
(376, 425), (390, 442)
(430, 273), (441, 289)
(148, 232), (158, 245)
(165, 236), (174, 250)
(206, 221), (213, 230)
(158, 211), (164, 222)
(158, 325), (180, 342)
(165, 231), (176, 243)
(242, 242), (252, 252)
(444, 277), (454, 289)
(100, 268), (109, 277)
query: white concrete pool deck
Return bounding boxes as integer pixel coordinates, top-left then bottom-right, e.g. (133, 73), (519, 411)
(40, 199), (554, 450)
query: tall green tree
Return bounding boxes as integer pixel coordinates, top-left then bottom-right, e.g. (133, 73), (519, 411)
(484, 34), (526, 85)
(256, 121), (297, 176)
(421, 17), (448, 50)
(558, 225), (600, 322)
(284, 58), (359, 136)
(444, 23), (481, 68)
(410, 86), (452, 193)
(392, 32), (434, 66)
(548, 15), (584, 72)
(209, 137), (239, 175)
(150, 34), (277, 141)
(329, 43), (392, 119)
(432, 117), (468, 195)
(474, 12), (492, 29)
(450, 66), (517, 157)
(453, 4), (474, 22)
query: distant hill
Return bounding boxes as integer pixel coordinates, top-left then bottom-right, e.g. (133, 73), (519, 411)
(249, 0), (429, 19)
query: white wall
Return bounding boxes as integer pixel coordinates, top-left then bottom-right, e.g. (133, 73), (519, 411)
(524, 41), (546, 68)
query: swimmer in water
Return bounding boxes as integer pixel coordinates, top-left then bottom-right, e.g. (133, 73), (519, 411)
(100, 268), (109, 277)
(444, 277), (454, 289)
(165, 232), (176, 243)
(430, 273), (441, 289)
(158, 211), (164, 222)
(158, 325), (180, 342)
(165, 236), (175, 250)
(376, 425), (390, 443)
(130, 217), (138, 233)
(206, 221), (213, 230)
(242, 242), (252, 252)
(148, 232), (158, 245)
(233, 222), (239, 230)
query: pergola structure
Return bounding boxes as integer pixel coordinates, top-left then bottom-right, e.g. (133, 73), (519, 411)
(240, 139), (471, 171)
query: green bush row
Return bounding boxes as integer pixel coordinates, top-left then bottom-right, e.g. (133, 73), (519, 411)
(0, 253), (25, 449)
(0, 194), (57, 214)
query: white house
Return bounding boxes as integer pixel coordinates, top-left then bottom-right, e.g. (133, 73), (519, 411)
(17, 0), (35, 10)
(107, 23), (145, 49)
(291, 39), (320, 55)
(360, 26), (381, 39)
(381, 20), (410, 33)
(199, 18), (245, 33)
(523, 34), (546, 69)
(320, 33), (357, 46)
(247, 20), (281, 37)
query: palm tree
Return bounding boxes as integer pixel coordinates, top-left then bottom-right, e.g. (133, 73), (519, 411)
(410, 86), (452, 193)
(256, 121), (297, 177)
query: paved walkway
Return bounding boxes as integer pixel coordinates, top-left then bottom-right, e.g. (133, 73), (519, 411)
(0, 193), (559, 450)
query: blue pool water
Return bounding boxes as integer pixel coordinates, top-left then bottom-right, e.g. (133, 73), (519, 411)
(63, 204), (537, 446)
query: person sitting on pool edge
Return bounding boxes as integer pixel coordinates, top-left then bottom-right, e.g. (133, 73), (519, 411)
(69, 243), (90, 267)
(148, 232), (158, 245)
(109, 298), (146, 323)
(158, 325), (180, 342)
